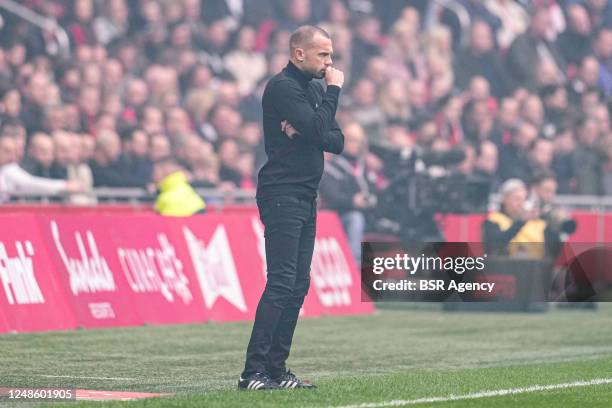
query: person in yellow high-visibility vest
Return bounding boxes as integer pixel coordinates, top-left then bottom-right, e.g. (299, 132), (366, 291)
(482, 178), (555, 258)
(153, 157), (205, 216)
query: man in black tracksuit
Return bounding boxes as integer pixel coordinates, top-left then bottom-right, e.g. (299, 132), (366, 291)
(239, 25), (345, 391)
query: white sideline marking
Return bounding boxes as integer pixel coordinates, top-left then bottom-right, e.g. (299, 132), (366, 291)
(327, 378), (612, 408)
(37, 375), (135, 381)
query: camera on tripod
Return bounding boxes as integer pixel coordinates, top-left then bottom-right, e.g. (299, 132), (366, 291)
(369, 144), (491, 242)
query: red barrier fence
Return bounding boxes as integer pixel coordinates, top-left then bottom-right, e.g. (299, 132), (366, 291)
(439, 211), (611, 243)
(2, 206), (609, 334)
(0, 209), (373, 333)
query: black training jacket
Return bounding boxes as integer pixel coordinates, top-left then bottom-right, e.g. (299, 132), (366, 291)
(256, 61), (344, 200)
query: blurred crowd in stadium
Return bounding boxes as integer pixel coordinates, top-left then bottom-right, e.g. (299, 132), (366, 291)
(0, 0), (611, 211)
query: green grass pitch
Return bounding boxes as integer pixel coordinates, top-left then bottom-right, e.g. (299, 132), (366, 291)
(1, 304), (611, 407)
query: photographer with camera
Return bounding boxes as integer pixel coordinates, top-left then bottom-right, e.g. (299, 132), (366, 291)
(529, 171), (577, 256)
(483, 177), (575, 259)
(320, 122), (378, 264)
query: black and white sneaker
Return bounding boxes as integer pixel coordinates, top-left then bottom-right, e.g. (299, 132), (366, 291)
(273, 370), (316, 389)
(238, 373), (280, 390)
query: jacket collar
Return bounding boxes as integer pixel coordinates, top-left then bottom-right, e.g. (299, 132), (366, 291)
(284, 60), (313, 87)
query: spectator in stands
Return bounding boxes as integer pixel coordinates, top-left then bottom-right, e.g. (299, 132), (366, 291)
(0, 88), (22, 124)
(558, 3), (593, 66)
(383, 121), (413, 149)
(540, 85), (571, 138)
(149, 132), (172, 163)
(455, 20), (513, 99)
(351, 14), (381, 83)
(413, 116), (439, 151)
(153, 156), (205, 216)
(199, 20), (233, 78)
(21, 132), (64, 179)
(96, 113), (117, 133)
(346, 77), (385, 143)
(42, 104), (67, 133)
(235, 151), (256, 190)
(507, 6), (566, 89)
(456, 0), (502, 33)
(474, 140), (499, 188)
(207, 105), (242, 143)
(217, 138), (248, 188)
(572, 116), (603, 195)
(53, 130), (95, 205)
(426, 50), (454, 101)
(225, 25), (267, 96)
(93, 0), (129, 46)
(120, 129), (152, 183)
(139, 106), (164, 135)
(165, 107), (193, 140)
(122, 78), (149, 127)
(320, 122), (377, 264)
(436, 95), (465, 146)
(499, 122), (538, 182)
(462, 98), (495, 144)
(191, 147), (222, 189)
(591, 28), (612, 97)
(423, 25), (453, 63)
(102, 91), (124, 119)
(79, 133), (95, 162)
(579, 88), (602, 114)
(20, 71), (50, 134)
(0, 135), (81, 202)
(600, 133), (612, 195)
(568, 55), (600, 104)
(528, 138), (555, 176)
(520, 94), (545, 129)
(362, 56), (390, 89)
(67, 0), (96, 46)
(173, 132), (207, 172)
(278, 0), (313, 32)
(583, 0), (612, 29)
(456, 143), (477, 176)
(77, 85), (100, 133)
(529, 170), (577, 246)
(379, 79), (410, 126)
(407, 80), (431, 119)
(237, 122), (265, 169)
(491, 97), (520, 147)
(384, 14), (428, 84)
(484, 0), (529, 50)
(592, 104), (611, 136)
(551, 126), (576, 194)
(89, 129), (146, 187)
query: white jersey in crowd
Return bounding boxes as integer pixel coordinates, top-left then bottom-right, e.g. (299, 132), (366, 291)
(0, 163), (67, 203)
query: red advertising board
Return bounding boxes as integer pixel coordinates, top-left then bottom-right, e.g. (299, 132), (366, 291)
(37, 214), (141, 328)
(166, 214), (264, 322)
(0, 215), (77, 332)
(605, 214), (612, 243)
(304, 213), (374, 316)
(0, 209), (373, 333)
(568, 211), (600, 242)
(0, 303), (10, 333)
(108, 215), (208, 325)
